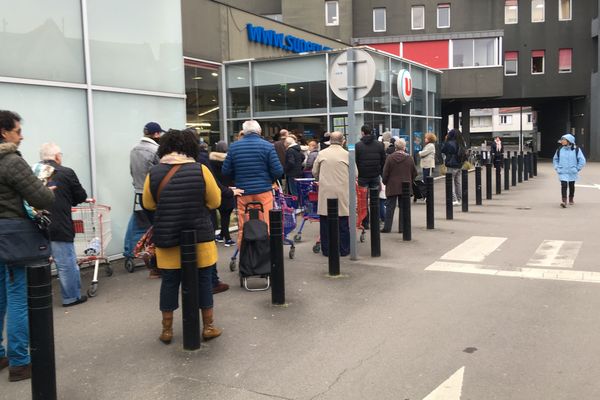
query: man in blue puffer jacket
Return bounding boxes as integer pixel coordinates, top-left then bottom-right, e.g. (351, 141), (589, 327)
(222, 120), (283, 242)
(553, 133), (586, 208)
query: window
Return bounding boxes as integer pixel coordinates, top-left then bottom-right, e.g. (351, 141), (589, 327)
(373, 8), (386, 32)
(437, 4), (450, 28)
(505, 0), (518, 24)
(527, 114), (532, 123)
(531, 50), (545, 74)
(505, 51), (519, 75)
(559, 48), (572, 73)
(532, 0), (545, 22)
(451, 38), (499, 68)
(412, 6), (425, 30)
(559, 0), (572, 20)
(500, 115), (513, 124)
(325, 1), (339, 26)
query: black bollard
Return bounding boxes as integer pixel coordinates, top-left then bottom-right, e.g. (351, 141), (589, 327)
(426, 176), (434, 229)
(485, 163), (493, 200)
(475, 166), (482, 205)
(269, 209), (285, 305)
(401, 182), (411, 241)
(461, 169), (468, 212)
(496, 165), (502, 194)
(27, 263), (57, 400)
(528, 153), (534, 178)
(327, 198), (340, 276)
(504, 158), (510, 191)
(369, 189), (381, 257)
(523, 153), (529, 181)
(445, 172), (453, 220)
(181, 230), (200, 351)
(533, 153), (538, 176)
(511, 156), (517, 186)
(518, 153), (523, 183)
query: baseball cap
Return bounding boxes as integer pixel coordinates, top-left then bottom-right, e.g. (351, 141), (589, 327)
(144, 122), (165, 135)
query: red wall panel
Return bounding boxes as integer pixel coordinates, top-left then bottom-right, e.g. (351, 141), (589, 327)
(402, 40), (449, 69)
(367, 43), (400, 56)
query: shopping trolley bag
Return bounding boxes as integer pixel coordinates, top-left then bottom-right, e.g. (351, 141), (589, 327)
(239, 217), (271, 279)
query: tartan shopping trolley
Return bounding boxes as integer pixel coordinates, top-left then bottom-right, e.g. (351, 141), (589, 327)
(71, 202), (112, 297)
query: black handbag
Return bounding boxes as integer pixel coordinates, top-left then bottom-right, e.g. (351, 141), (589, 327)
(0, 217), (52, 266)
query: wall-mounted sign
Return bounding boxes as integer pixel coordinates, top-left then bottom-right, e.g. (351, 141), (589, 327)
(246, 23), (333, 54)
(397, 69), (412, 103)
(329, 49), (376, 101)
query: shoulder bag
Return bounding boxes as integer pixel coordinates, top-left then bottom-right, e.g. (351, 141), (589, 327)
(0, 212), (52, 267)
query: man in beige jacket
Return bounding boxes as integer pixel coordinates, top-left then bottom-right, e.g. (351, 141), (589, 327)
(312, 131), (351, 257)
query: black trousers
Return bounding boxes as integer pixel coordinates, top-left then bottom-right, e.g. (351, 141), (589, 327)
(319, 216), (350, 257)
(561, 181), (575, 199)
(210, 207), (233, 240)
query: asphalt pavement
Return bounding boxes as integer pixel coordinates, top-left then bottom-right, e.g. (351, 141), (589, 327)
(3, 160), (600, 400)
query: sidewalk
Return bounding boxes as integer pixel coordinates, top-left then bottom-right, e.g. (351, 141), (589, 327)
(3, 162), (600, 400)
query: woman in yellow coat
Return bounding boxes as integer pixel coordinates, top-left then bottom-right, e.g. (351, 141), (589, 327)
(143, 129), (221, 344)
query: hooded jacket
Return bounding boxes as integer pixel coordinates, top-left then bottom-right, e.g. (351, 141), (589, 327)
(553, 134), (586, 182)
(355, 134), (386, 179)
(130, 137), (159, 194)
(285, 144), (305, 179)
(382, 151), (418, 197)
(0, 142), (54, 219)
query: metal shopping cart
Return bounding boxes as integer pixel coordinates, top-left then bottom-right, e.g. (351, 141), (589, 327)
(356, 184), (368, 243)
(273, 186), (297, 259)
(71, 202), (112, 297)
(294, 178), (322, 253)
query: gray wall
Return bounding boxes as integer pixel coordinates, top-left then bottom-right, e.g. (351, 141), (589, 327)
(441, 67), (503, 99)
(282, 0), (353, 43)
(182, 0), (223, 61)
(213, 0), (281, 15)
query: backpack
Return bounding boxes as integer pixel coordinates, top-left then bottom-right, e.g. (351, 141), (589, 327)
(555, 145), (579, 162)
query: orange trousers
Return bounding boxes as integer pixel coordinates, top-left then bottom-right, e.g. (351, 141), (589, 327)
(236, 191), (273, 243)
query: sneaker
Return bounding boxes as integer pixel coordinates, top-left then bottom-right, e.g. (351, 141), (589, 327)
(215, 234), (224, 243)
(224, 239), (235, 247)
(560, 202), (567, 208)
(63, 295), (88, 307)
(8, 364), (31, 382)
(212, 281), (229, 294)
(0, 357), (8, 371)
(452, 200), (461, 206)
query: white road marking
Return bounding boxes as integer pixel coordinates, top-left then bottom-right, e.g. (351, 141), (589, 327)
(575, 184), (600, 190)
(526, 240), (582, 269)
(425, 261), (600, 284)
(440, 236), (507, 263)
(423, 366), (465, 400)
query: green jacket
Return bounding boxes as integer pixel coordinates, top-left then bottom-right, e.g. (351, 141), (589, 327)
(0, 142), (54, 219)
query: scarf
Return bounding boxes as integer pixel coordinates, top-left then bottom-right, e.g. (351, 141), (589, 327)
(160, 152), (196, 164)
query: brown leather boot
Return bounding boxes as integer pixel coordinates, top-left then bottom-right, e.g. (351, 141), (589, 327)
(159, 311), (173, 344)
(8, 364), (31, 382)
(201, 308), (222, 340)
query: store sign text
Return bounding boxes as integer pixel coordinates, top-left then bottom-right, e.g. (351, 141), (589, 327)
(246, 23), (332, 54)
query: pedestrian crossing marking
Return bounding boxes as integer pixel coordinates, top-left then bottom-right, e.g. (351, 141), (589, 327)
(440, 236), (507, 263)
(526, 240), (582, 269)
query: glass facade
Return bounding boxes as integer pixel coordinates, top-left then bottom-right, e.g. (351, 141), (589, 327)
(185, 61), (221, 145)
(0, 0), (186, 256)
(224, 48), (442, 154)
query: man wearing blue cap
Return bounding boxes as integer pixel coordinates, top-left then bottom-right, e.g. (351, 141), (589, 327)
(124, 122), (165, 276)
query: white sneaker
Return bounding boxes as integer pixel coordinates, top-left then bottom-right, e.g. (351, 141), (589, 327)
(452, 200), (461, 206)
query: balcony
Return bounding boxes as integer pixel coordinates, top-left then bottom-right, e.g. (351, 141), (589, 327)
(441, 66), (504, 99)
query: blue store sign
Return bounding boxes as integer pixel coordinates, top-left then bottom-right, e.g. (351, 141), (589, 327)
(246, 23), (333, 54)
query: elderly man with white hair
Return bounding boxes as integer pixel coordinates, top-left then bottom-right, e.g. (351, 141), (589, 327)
(37, 143), (89, 307)
(222, 120), (283, 243)
(381, 138), (417, 233)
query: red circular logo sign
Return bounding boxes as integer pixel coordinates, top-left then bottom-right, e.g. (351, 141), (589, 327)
(397, 69), (412, 104)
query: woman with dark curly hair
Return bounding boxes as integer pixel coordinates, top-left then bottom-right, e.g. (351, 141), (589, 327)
(142, 129), (222, 344)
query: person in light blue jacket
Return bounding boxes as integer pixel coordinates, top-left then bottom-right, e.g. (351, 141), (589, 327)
(552, 133), (586, 208)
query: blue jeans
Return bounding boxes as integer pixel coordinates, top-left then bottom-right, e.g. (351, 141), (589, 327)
(123, 212), (149, 258)
(159, 266), (214, 311)
(51, 241), (82, 304)
(0, 263), (30, 366)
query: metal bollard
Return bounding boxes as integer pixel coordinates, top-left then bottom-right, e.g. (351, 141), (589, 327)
(445, 172), (453, 220)
(401, 182), (411, 241)
(369, 189), (381, 257)
(461, 169), (468, 212)
(496, 164), (502, 194)
(426, 176), (434, 229)
(269, 209), (285, 305)
(504, 158), (510, 191)
(518, 153), (524, 183)
(27, 263), (57, 400)
(533, 153), (538, 176)
(486, 163), (493, 200)
(475, 166), (482, 205)
(327, 198), (340, 276)
(523, 153), (529, 181)
(511, 156), (517, 186)
(181, 230), (200, 351)
(528, 153), (534, 178)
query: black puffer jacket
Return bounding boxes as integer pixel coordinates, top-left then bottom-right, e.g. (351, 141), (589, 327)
(355, 134), (386, 178)
(41, 160), (87, 242)
(0, 142), (54, 219)
(441, 140), (461, 168)
(285, 144), (305, 179)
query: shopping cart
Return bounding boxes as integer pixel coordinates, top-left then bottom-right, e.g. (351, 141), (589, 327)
(356, 184), (368, 243)
(273, 187), (297, 259)
(294, 178), (321, 253)
(72, 202), (112, 297)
